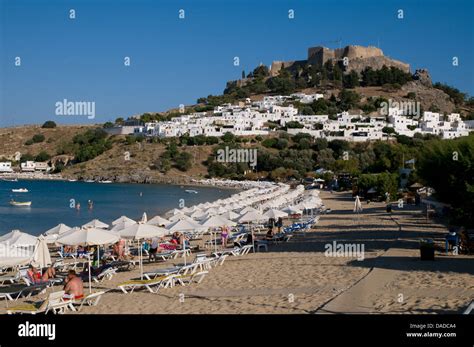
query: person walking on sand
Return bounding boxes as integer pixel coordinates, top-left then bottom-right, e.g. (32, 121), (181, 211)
(149, 237), (159, 262)
(221, 226), (230, 249)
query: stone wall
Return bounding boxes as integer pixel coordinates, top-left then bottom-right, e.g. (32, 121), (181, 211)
(270, 60), (297, 76)
(306, 45), (410, 73)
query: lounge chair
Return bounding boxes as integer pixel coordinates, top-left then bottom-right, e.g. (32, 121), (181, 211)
(463, 301), (474, 314)
(177, 263), (200, 276)
(91, 267), (117, 283)
(175, 271), (209, 286)
(117, 275), (174, 294)
(7, 290), (74, 314)
(239, 244), (254, 255)
(0, 272), (20, 285)
(143, 266), (181, 280)
(172, 249), (191, 259)
(212, 254), (228, 267)
(74, 291), (106, 312)
(153, 251), (175, 262)
(0, 283), (48, 301)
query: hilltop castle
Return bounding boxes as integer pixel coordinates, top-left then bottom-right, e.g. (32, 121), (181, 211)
(269, 44), (410, 76)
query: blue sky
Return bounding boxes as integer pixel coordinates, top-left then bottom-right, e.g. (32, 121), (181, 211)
(0, 0), (473, 126)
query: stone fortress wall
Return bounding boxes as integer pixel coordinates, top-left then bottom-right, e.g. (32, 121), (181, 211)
(269, 45), (410, 76)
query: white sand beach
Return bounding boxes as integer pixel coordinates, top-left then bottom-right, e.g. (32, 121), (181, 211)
(3, 190), (471, 314)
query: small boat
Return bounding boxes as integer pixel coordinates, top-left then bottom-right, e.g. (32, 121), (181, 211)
(2, 178), (18, 182)
(12, 188), (28, 193)
(185, 189), (198, 194)
(99, 180), (112, 184)
(84, 179), (95, 183)
(10, 200), (32, 207)
(68, 179), (77, 182)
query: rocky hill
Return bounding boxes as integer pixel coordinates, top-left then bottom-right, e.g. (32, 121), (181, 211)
(1, 44), (472, 183)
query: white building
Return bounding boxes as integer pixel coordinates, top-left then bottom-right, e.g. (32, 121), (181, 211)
(132, 93), (473, 142)
(21, 161), (36, 172)
(0, 162), (13, 173)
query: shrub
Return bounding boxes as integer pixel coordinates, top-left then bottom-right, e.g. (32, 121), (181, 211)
(32, 134), (45, 143)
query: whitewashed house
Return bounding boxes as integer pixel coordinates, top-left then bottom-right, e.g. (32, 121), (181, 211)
(0, 161), (13, 173)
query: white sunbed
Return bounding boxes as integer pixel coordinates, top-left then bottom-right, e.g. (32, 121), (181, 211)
(73, 291), (106, 312)
(463, 301), (474, 314)
(117, 275), (174, 294)
(175, 271), (209, 286)
(7, 290), (74, 315)
(143, 266), (181, 280)
(91, 267), (117, 283)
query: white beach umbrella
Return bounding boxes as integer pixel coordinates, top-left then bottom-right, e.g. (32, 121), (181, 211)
(201, 215), (236, 228)
(31, 235), (51, 268)
(44, 223), (71, 236)
(166, 208), (185, 217)
(263, 209), (288, 219)
(240, 206), (258, 214)
(147, 215), (171, 227)
(216, 206), (228, 215)
(56, 227), (119, 293)
(282, 205), (303, 215)
(354, 195), (363, 228)
(110, 219), (137, 232)
(166, 219), (203, 232)
(354, 195), (363, 213)
(238, 210), (266, 223)
(169, 213), (195, 223)
(219, 210), (240, 221)
(112, 216), (136, 226)
(0, 230), (37, 248)
(82, 219), (109, 229)
(56, 227), (119, 247)
(119, 223), (168, 240)
(204, 207), (218, 216)
(190, 209), (207, 220)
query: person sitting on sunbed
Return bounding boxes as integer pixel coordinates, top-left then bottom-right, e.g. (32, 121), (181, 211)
(265, 226), (274, 240)
(460, 227), (474, 254)
(41, 266), (56, 281)
(77, 246), (88, 258)
(63, 270), (84, 300)
(27, 265), (44, 284)
(176, 232), (190, 249)
(276, 217), (283, 233)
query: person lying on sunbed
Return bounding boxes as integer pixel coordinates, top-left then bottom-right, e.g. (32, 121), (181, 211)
(63, 270), (84, 300)
(77, 246), (89, 258)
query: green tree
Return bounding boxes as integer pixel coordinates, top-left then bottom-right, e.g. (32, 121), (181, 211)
(35, 151), (51, 162)
(41, 121), (57, 128)
(175, 152), (193, 171)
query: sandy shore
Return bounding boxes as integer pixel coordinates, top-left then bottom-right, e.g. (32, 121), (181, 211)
(2, 190), (473, 314)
